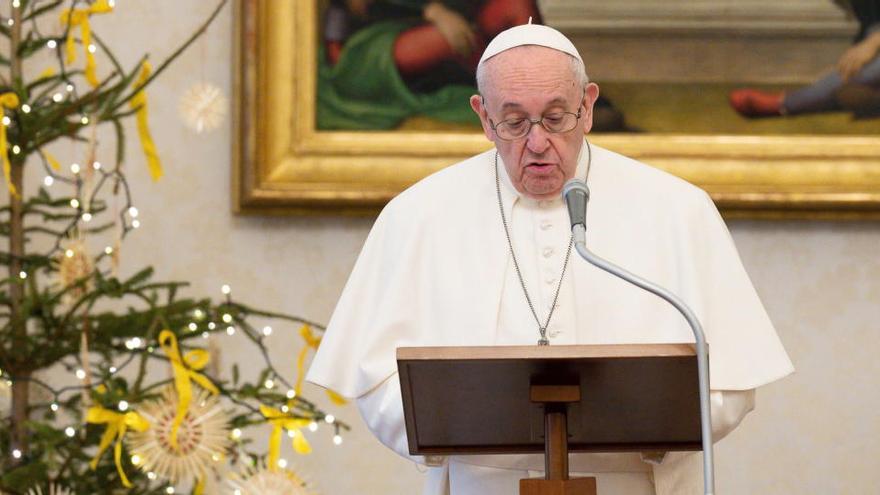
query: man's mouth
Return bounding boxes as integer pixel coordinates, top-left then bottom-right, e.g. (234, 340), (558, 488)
(526, 162), (556, 173)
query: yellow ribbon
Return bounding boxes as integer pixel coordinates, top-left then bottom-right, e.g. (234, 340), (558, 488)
(0, 93), (20, 197)
(129, 61), (162, 181)
(40, 149), (61, 171)
(86, 406), (150, 487)
(60, 0), (113, 87)
(260, 404), (312, 471)
(158, 329), (219, 452)
(294, 325), (347, 405)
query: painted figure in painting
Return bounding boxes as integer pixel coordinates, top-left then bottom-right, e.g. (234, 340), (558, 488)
(730, 0), (880, 118)
(317, 0), (542, 130)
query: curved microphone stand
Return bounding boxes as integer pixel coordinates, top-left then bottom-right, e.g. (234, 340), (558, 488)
(563, 180), (715, 495)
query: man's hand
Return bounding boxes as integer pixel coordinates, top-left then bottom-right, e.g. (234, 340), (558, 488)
(423, 2), (477, 57)
(837, 31), (880, 81)
(346, 0), (372, 18)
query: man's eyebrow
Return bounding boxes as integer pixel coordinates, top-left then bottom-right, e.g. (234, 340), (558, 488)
(500, 97), (569, 111)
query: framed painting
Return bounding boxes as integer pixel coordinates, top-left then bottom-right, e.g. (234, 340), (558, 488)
(233, 0), (880, 218)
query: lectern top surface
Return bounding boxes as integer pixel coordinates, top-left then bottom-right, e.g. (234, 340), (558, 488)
(397, 343), (697, 361)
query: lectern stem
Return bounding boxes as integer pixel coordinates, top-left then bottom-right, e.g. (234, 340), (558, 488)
(545, 404), (569, 481)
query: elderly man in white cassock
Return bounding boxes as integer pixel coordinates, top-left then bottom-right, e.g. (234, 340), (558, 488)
(307, 23), (793, 495)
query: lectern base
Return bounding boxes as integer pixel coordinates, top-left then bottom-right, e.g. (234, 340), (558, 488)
(520, 477), (597, 495)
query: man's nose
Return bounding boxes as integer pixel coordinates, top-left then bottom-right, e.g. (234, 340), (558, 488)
(525, 122), (550, 154)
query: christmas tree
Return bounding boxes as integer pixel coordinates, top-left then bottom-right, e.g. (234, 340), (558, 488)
(0, 1), (347, 493)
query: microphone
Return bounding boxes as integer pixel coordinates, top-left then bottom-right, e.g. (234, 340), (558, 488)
(562, 178), (589, 229)
(560, 177), (716, 495)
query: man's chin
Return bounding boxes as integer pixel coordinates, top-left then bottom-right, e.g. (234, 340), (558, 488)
(521, 181), (564, 200)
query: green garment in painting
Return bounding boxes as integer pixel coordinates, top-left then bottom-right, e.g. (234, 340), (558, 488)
(316, 19), (480, 130)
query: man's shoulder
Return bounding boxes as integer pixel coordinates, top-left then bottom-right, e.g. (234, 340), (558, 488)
(380, 148), (494, 220)
(591, 144), (711, 206)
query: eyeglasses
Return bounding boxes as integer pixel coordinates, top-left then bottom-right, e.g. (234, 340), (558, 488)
(488, 110), (582, 141)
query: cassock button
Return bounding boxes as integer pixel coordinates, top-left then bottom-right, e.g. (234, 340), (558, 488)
(545, 277), (556, 285)
(540, 219), (553, 230)
(542, 247), (554, 258)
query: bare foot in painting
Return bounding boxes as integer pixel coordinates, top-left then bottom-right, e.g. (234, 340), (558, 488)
(729, 89), (784, 118)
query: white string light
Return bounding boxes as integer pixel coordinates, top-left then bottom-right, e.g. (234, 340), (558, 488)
(70, 163), (80, 174)
(12, 449), (21, 459)
(75, 369), (86, 380)
(47, 39), (57, 49)
(64, 249), (74, 258)
(262, 326), (272, 337)
(44, 176), (54, 187)
(221, 284), (231, 295)
(12, 0), (21, 8)
(221, 314), (232, 323)
(225, 326), (235, 336)
(230, 428), (242, 440)
(308, 422), (318, 432)
(286, 390), (296, 399)
(11, 145), (20, 154)
(81, 212), (92, 222)
(1, 116), (10, 126)
(118, 400), (129, 412)
(333, 434), (343, 445)
(18, 271), (26, 279)
(165, 487), (175, 494)
(277, 458), (288, 469)
(263, 379), (274, 389)
(188, 322), (198, 331)
(109, 366), (117, 373)
(21, 104), (30, 113)
(201, 331), (209, 339)
(92, 161), (102, 170)
(52, 93), (63, 102)
(69, 198), (79, 209)
(80, 116), (89, 125)
(131, 220), (140, 229)
(64, 427), (75, 437)
(87, 44), (97, 54)
(66, 84), (74, 92)
(207, 322), (216, 330)
(104, 246), (113, 255)
(6, 19), (14, 27)
(128, 206), (138, 218)
(325, 414), (335, 424)
(50, 403), (59, 412)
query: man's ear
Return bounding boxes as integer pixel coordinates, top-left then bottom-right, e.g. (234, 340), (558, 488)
(470, 94), (494, 142)
(581, 82), (600, 135)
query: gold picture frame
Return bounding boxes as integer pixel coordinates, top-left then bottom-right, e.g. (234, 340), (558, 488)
(233, 0), (880, 219)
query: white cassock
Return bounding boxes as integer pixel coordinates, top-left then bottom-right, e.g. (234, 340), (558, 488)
(307, 143), (794, 494)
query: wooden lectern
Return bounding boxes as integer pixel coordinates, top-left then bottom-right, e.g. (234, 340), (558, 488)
(398, 344), (703, 495)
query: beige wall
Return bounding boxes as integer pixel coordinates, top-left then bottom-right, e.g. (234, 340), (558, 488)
(30, 2), (876, 493)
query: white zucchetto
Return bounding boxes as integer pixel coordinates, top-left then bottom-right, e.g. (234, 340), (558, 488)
(477, 22), (583, 68)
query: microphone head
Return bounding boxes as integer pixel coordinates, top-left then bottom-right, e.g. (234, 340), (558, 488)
(562, 178), (589, 201)
(562, 178), (589, 229)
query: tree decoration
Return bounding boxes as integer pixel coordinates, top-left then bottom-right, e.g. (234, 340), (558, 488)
(228, 464), (315, 495)
(179, 82), (226, 134)
(127, 386), (231, 488)
(55, 234), (94, 304)
(0, 1), (349, 493)
(26, 483), (73, 495)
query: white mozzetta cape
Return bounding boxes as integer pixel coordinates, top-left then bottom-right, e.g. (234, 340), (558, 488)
(308, 145), (793, 399)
